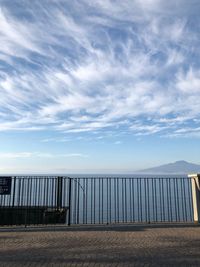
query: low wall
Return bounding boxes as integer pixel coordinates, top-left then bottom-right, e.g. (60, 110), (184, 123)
(0, 206), (68, 225)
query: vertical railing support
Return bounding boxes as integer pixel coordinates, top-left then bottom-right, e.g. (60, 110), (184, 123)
(68, 178), (72, 226)
(57, 177), (63, 209)
(188, 174), (200, 223)
(12, 176), (16, 207)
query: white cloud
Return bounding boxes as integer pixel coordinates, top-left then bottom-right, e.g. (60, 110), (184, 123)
(130, 123), (169, 135)
(0, 152), (88, 159)
(0, 152), (33, 158)
(0, 8), (44, 58)
(0, 0), (200, 138)
(114, 141), (122, 145)
(176, 68), (200, 94)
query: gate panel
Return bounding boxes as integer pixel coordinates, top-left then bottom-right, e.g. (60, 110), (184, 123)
(0, 176), (71, 226)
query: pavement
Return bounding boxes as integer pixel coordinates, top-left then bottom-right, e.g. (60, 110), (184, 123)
(0, 223), (200, 267)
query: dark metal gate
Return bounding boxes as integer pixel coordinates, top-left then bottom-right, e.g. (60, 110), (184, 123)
(0, 176), (71, 226)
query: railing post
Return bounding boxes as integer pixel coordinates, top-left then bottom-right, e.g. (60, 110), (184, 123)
(188, 174), (200, 223)
(12, 176), (16, 207)
(57, 177), (63, 209)
(68, 178), (72, 226)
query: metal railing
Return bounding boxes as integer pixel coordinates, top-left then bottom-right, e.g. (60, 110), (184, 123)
(0, 176), (194, 226)
(70, 177), (193, 224)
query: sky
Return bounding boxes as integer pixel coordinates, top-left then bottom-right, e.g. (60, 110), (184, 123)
(0, 0), (200, 174)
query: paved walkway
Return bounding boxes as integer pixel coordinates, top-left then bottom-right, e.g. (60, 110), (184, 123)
(0, 224), (200, 267)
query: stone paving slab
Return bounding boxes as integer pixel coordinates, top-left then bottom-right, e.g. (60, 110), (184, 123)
(0, 224), (200, 267)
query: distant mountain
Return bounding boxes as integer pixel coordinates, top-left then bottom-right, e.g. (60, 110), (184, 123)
(139, 160), (200, 174)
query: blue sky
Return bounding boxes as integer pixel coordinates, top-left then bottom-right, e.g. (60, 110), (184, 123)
(0, 0), (200, 173)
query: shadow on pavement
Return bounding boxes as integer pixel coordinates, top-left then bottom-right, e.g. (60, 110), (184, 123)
(0, 222), (199, 233)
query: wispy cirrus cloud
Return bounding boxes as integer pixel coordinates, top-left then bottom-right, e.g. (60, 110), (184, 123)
(0, 0), (200, 138)
(0, 152), (88, 159)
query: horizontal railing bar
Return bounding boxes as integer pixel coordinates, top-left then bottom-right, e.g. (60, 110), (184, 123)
(68, 178), (189, 180)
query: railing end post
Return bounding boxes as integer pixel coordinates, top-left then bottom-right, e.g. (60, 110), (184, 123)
(188, 173), (200, 223)
(188, 173), (200, 179)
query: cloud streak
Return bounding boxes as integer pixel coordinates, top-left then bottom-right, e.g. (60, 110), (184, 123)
(0, 152), (88, 159)
(0, 0), (200, 138)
